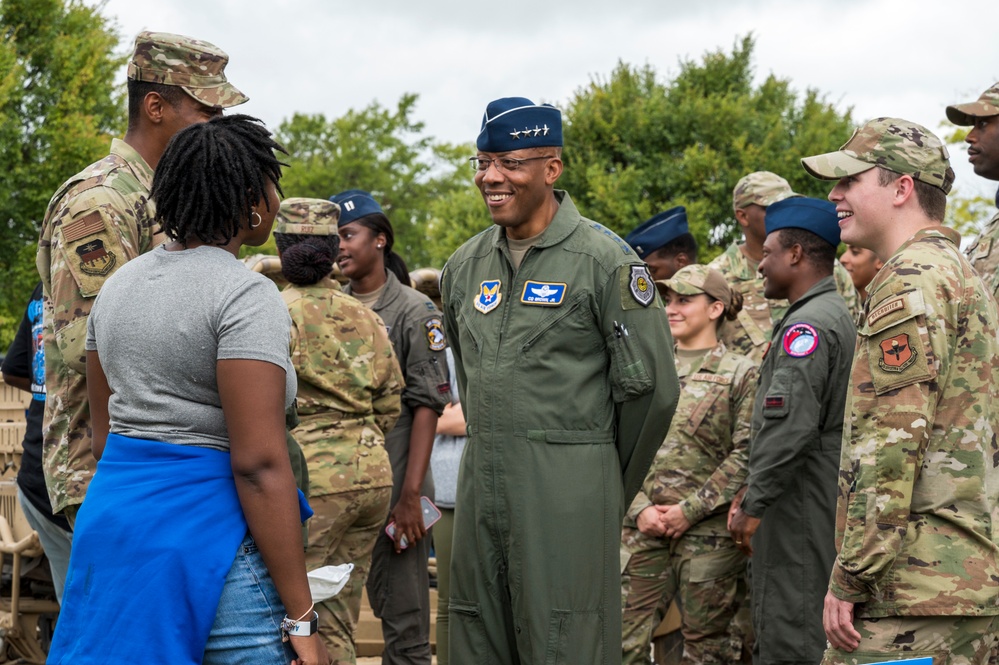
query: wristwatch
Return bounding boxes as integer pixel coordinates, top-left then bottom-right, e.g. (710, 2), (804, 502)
(281, 611), (318, 637)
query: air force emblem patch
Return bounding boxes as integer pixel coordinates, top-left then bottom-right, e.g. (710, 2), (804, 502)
(629, 266), (654, 307)
(782, 323), (819, 358)
(474, 280), (502, 314)
(425, 318), (447, 351)
(520, 281), (566, 306)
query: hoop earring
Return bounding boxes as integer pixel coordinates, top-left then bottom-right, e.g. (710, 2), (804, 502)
(249, 211), (262, 229)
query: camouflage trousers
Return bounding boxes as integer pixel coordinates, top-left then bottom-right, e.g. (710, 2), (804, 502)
(306, 487), (392, 665)
(821, 615), (999, 665)
(622, 527), (747, 665)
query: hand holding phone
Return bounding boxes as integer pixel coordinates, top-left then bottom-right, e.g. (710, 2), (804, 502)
(386, 496), (442, 550)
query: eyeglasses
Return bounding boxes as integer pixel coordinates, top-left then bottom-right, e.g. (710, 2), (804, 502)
(469, 155), (556, 173)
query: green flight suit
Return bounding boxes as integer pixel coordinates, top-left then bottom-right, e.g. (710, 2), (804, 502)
(739, 276), (856, 665)
(345, 271), (451, 665)
(440, 191), (680, 665)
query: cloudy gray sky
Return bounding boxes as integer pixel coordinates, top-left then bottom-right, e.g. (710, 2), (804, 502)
(98, 0), (999, 200)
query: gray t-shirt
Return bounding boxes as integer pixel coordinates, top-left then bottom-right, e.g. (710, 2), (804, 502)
(86, 245), (295, 451)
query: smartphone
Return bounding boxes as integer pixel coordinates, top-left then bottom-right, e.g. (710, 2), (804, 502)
(385, 496), (442, 549)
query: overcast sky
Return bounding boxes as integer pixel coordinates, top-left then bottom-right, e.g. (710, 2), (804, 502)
(97, 0), (999, 201)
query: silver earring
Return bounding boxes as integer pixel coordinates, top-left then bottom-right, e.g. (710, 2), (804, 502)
(249, 211), (262, 229)
(377, 244), (384, 249)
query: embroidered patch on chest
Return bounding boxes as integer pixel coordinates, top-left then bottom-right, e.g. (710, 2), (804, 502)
(629, 266), (654, 307)
(474, 280), (502, 314)
(425, 318), (447, 351)
(878, 332), (916, 372)
(782, 323), (819, 358)
(520, 281), (566, 306)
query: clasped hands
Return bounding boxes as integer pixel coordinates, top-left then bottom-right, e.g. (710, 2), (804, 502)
(636, 504), (691, 539)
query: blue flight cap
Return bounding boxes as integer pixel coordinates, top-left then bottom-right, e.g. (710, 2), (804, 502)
(764, 197), (841, 247)
(476, 97), (563, 153)
(329, 189), (384, 227)
(625, 206), (688, 259)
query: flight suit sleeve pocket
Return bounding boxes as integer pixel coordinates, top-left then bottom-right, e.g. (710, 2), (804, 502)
(761, 368), (790, 419)
(606, 330), (653, 402)
(406, 356), (452, 414)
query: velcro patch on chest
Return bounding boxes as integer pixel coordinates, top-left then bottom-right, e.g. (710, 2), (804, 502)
(688, 372), (731, 385)
(474, 280), (502, 314)
(520, 281), (567, 306)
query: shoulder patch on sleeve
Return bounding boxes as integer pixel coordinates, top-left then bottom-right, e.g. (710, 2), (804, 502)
(58, 207), (126, 298)
(425, 317), (447, 351)
(867, 296), (905, 327)
(781, 323), (819, 358)
(862, 291), (934, 395)
(620, 265), (655, 309)
(62, 211), (106, 243)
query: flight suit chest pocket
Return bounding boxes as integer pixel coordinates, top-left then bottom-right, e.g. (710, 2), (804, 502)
(605, 328), (653, 402)
(861, 290), (935, 395)
(521, 292), (591, 351)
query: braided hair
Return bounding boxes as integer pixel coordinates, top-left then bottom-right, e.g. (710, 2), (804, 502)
(353, 213), (410, 285)
(275, 233), (340, 286)
(152, 114), (287, 245)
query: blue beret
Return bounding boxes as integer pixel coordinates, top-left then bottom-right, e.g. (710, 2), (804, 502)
(329, 189), (384, 227)
(477, 97), (563, 153)
(625, 206), (688, 259)
(765, 197), (841, 247)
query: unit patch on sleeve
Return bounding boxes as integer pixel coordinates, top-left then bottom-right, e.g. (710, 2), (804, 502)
(628, 266), (654, 307)
(878, 333), (915, 372)
(425, 318), (447, 351)
(520, 281), (566, 306)
(75, 238), (117, 276)
(473, 280), (502, 314)
(782, 323), (819, 358)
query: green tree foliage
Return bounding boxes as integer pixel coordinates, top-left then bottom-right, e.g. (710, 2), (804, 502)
(0, 0), (124, 348)
(560, 35), (855, 262)
(274, 94), (472, 268)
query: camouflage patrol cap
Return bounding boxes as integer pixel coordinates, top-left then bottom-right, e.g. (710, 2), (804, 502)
(801, 117), (954, 194)
(274, 198), (341, 235)
(127, 31), (248, 109)
(658, 265), (733, 307)
(732, 172), (797, 210)
(946, 82), (999, 126)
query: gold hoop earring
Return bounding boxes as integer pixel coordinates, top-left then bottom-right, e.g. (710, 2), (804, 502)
(249, 211), (262, 229)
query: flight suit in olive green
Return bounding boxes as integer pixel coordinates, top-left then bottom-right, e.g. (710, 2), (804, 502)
(441, 191), (680, 665)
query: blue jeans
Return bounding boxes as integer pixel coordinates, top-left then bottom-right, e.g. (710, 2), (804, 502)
(202, 534), (296, 664)
(16, 486), (72, 605)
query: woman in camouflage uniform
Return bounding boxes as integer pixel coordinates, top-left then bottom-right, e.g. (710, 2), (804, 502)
(274, 198), (405, 663)
(622, 265), (757, 665)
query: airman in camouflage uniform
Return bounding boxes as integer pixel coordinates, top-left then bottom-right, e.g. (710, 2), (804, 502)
(36, 31), (246, 522)
(947, 82), (999, 300)
(802, 118), (999, 665)
(621, 266), (756, 665)
(276, 198), (405, 663)
(710, 172), (860, 363)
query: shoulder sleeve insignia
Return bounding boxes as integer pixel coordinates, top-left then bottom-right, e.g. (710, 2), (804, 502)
(75, 238), (117, 277)
(474, 280), (502, 314)
(782, 323), (819, 358)
(62, 211), (107, 244)
(628, 265), (654, 307)
(425, 318), (447, 351)
(878, 333), (915, 372)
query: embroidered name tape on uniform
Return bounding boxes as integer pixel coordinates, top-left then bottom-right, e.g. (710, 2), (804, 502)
(782, 323), (819, 357)
(878, 332), (916, 372)
(474, 280), (502, 314)
(520, 281), (566, 306)
(629, 266), (654, 307)
(425, 318), (446, 351)
(868, 297), (905, 326)
(688, 373), (731, 385)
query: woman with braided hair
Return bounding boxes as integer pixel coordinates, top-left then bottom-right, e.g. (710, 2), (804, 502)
(50, 115), (330, 665)
(273, 198), (404, 663)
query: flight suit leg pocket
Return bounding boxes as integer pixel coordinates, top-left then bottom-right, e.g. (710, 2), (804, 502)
(450, 599), (489, 662)
(544, 609), (602, 665)
(605, 330), (653, 401)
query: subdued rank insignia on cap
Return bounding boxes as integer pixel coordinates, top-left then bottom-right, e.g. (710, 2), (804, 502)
(878, 333), (915, 372)
(629, 266), (654, 307)
(425, 318), (447, 351)
(474, 280), (502, 314)
(520, 281), (566, 306)
(782, 323), (819, 358)
(75, 239), (117, 276)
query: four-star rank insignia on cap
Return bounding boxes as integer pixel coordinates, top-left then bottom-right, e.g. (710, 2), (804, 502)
(629, 266), (654, 307)
(474, 280), (502, 314)
(425, 318), (447, 351)
(782, 323), (819, 358)
(75, 239), (117, 276)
